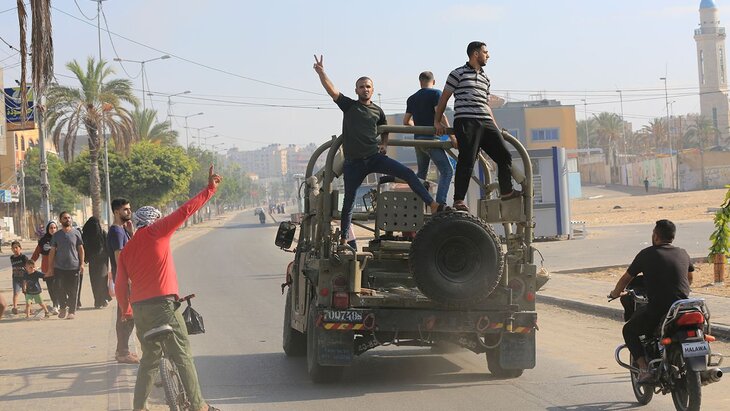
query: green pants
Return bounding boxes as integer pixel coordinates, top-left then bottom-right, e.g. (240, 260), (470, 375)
(132, 299), (205, 410)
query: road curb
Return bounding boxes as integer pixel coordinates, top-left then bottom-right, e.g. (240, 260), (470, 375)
(538, 294), (730, 341)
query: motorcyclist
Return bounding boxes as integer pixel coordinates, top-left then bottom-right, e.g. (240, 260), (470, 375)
(609, 219), (694, 382)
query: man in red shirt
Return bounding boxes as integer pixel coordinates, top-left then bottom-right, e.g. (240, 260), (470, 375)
(116, 165), (221, 411)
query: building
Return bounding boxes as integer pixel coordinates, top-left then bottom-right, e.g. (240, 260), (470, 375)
(695, 0), (730, 145)
(228, 143), (320, 178)
(491, 99), (578, 151)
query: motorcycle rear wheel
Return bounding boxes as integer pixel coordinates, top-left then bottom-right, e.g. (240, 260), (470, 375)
(669, 348), (701, 411)
(629, 354), (653, 405)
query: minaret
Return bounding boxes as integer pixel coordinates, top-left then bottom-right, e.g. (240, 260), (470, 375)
(694, 0), (730, 146)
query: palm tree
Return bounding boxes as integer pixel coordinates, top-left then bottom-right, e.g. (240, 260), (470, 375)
(593, 112), (624, 163)
(641, 118), (668, 154)
(132, 108), (179, 146)
(683, 115), (718, 150)
(576, 118), (597, 151)
(16, 0), (54, 121)
(45, 57), (138, 218)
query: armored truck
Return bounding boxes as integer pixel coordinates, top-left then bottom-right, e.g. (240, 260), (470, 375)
(275, 125), (547, 383)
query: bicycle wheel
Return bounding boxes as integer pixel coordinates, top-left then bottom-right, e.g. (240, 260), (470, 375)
(159, 356), (189, 411)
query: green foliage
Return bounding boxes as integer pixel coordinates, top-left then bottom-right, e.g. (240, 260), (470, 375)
(62, 142), (195, 208)
(709, 185), (730, 258)
(23, 148), (80, 215)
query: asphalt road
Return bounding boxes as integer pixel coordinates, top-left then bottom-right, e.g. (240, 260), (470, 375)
(170, 212), (730, 411)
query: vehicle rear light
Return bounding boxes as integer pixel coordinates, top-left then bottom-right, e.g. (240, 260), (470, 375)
(525, 291), (536, 302)
(319, 287), (330, 297)
(705, 335), (716, 342)
(687, 329), (697, 338)
(661, 337), (673, 346)
(333, 291), (349, 309)
(677, 312), (705, 326)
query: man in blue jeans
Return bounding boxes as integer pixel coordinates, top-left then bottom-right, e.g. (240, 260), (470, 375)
(403, 71), (456, 205)
(313, 55), (444, 246)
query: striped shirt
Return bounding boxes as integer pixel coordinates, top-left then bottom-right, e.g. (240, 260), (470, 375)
(444, 63), (492, 120)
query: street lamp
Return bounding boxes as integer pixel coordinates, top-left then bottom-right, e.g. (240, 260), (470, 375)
(169, 112), (204, 148)
(660, 76), (675, 190)
(191, 126), (214, 147)
(148, 90), (191, 121)
(113, 54), (171, 111)
(616, 90), (626, 160)
(200, 134), (219, 149)
(581, 98), (591, 183)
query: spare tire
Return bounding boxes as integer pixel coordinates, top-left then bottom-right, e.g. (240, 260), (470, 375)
(410, 212), (503, 308)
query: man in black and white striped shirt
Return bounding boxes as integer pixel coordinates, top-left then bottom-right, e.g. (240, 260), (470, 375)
(434, 41), (520, 212)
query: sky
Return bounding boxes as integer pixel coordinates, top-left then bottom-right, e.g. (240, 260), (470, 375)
(0, 0), (724, 151)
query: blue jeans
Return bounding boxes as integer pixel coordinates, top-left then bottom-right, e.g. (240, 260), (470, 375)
(341, 153), (434, 239)
(415, 142), (454, 205)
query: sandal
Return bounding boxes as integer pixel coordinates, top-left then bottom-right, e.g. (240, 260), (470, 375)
(453, 202), (470, 212)
(436, 203), (452, 213)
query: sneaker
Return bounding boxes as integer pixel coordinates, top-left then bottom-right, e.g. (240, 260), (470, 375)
(453, 202), (470, 212)
(116, 353), (140, 364)
(51, 307), (59, 315)
(58, 308), (67, 319)
(501, 190), (523, 201)
(66, 313), (75, 320)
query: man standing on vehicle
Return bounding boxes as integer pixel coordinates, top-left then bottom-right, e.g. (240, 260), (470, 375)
(108, 198), (138, 364)
(609, 219), (694, 382)
(434, 41), (520, 212)
(313, 55), (444, 245)
(116, 165), (222, 411)
(404, 71), (456, 206)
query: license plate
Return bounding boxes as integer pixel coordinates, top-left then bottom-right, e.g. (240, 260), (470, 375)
(682, 341), (710, 358)
(322, 310), (363, 323)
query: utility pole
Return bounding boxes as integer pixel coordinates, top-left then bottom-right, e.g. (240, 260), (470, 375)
(660, 76), (675, 191)
(581, 98), (591, 184)
(94, 0), (112, 222)
(616, 90), (627, 161)
(19, 160), (26, 239)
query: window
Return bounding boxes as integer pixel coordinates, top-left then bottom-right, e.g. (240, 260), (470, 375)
(507, 129), (520, 139)
(531, 128), (559, 141)
(700, 50), (706, 85)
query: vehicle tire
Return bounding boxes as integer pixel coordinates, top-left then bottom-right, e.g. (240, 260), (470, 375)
(159, 356), (189, 411)
(306, 305), (344, 383)
(283, 288), (307, 357)
(629, 354), (654, 405)
(670, 348), (701, 411)
(485, 348), (523, 379)
(410, 212), (503, 308)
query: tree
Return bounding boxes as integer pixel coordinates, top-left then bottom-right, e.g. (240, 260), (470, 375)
(576, 118), (597, 151)
(61, 141), (194, 209)
(45, 58), (138, 218)
(640, 118), (668, 154)
(593, 112), (624, 163)
(23, 148), (79, 216)
(683, 115), (718, 150)
(16, 0), (54, 125)
(132, 108), (179, 146)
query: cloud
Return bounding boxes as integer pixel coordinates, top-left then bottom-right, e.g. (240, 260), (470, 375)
(440, 4), (506, 22)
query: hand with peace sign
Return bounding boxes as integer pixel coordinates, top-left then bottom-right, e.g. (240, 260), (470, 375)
(208, 164), (223, 189)
(313, 54), (339, 99)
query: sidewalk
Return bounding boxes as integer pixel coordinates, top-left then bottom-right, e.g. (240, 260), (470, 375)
(538, 271), (730, 340)
(0, 211), (241, 411)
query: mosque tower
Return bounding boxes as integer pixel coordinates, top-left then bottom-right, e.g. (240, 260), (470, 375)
(694, 0), (730, 145)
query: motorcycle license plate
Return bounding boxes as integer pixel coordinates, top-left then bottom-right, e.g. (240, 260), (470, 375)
(682, 341), (710, 357)
(323, 310), (363, 323)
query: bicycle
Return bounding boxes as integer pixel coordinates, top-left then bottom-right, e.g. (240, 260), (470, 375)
(143, 294), (198, 411)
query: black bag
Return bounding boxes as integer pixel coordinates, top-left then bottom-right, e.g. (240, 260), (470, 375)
(182, 300), (205, 335)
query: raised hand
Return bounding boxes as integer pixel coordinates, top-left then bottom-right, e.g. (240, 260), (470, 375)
(208, 164), (223, 188)
(313, 54), (324, 74)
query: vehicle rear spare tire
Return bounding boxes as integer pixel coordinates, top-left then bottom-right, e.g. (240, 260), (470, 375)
(410, 212), (503, 308)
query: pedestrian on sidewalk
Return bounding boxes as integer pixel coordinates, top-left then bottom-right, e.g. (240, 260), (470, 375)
(47, 211), (85, 320)
(108, 198), (138, 364)
(9, 240), (29, 315)
(434, 41), (520, 212)
(404, 70), (456, 206)
(643, 178), (649, 193)
(116, 165), (222, 411)
(82, 217), (111, 309)
(22, 259), (50, 319)
(32, 221), (60, 315)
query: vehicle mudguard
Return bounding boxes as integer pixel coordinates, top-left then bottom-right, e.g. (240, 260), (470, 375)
(685, 354), (708, 372)
(317, 328), (354, 366)
(499, 332), (536, 370)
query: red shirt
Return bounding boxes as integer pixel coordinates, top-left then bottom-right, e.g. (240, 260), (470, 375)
(115, 184), (216, 317)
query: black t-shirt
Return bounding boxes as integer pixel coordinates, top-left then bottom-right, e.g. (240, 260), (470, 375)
(11, 253), (29, 278)
(335, 93), (386, 160)
(406, 88), (442, 139)
(627, 244), (694, 312)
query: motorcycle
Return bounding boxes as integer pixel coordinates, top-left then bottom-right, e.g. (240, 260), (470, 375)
(611, 277), (723, 411)
(259, 211), (266, 224)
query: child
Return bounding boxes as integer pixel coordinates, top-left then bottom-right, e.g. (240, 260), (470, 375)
(10, 240), (28, 315)
(23, 259), (50, 319)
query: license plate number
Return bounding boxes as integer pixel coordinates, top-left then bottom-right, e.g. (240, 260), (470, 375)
(682, 341), (710, 358)
(323, 310), (363, 323)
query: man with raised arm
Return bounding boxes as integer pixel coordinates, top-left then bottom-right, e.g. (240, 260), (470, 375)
(116, 165), (222, 411)
(313, 55), (444, 246)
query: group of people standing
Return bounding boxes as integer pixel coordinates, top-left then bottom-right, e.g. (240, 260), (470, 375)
(314, 41), (522, 245)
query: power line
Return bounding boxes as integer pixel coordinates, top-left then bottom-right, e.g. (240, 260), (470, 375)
(98, 4), (142, 79)
(73, 0), (98, 20)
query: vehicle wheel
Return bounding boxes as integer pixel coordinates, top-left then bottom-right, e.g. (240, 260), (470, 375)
(486, 348), (523, 379)
(670, 348), (701, 411)
(159, 356), (189, 411)
(283, 288), (307, 357)
(629, 354), (654, 405)
(306, 305), (344, 383)
(410, 212), (503, 308)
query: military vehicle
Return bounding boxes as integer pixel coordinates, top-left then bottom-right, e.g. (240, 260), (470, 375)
(275, 125), (546, 383)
